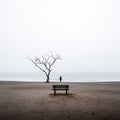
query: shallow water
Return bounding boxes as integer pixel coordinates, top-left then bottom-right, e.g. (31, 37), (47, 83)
(0, 72), (120, 82)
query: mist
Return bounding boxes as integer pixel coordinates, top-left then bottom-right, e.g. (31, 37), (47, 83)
(0, 0), (120, 73)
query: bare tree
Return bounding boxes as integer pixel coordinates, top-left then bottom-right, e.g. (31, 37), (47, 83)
(28, 53), (61, 83)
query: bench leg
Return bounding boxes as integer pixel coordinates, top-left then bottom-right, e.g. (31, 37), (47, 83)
(54, 90), (56, 95)
(66, 90), (68, 95)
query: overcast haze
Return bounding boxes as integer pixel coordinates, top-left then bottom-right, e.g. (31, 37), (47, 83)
(0, 0), (120, 73)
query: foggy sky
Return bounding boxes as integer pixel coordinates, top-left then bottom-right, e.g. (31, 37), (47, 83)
(0, 0), (120, 73)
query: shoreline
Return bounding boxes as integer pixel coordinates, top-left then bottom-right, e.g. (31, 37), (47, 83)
(0, 80), (120, 83)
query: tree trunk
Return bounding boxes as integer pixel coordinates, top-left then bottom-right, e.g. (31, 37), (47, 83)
(46, 76), (49, 83)
(46, 72), (50, 83)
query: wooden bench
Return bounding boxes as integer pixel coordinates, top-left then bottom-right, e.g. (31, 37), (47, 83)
(52, 85), (69, 95)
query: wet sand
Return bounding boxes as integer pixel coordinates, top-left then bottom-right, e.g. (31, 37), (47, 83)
(0, 81), (120, 120)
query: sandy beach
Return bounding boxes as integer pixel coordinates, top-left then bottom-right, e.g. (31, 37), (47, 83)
(0, 81), (120, 120)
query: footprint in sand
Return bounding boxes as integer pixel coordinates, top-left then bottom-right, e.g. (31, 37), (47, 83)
(67, 115), (70, 118)
(0, 106), (8, 110)
(91, 112), (95, 115)
(84, 112), (87, 115)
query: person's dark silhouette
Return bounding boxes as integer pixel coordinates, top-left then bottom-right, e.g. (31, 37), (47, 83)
(59, 76), (62, 82)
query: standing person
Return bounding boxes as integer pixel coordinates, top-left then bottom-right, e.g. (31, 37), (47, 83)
(59, 76), (62, 82)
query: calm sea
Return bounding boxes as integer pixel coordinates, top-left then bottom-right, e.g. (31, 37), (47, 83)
(0, 72), (120, 82)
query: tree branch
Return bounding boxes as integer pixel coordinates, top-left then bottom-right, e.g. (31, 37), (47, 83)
(28, 57), (47, 75)
(28, 53), (61, 83)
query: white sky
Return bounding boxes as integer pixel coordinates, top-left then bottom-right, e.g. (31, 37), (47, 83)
(0, 0), (120, 72)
